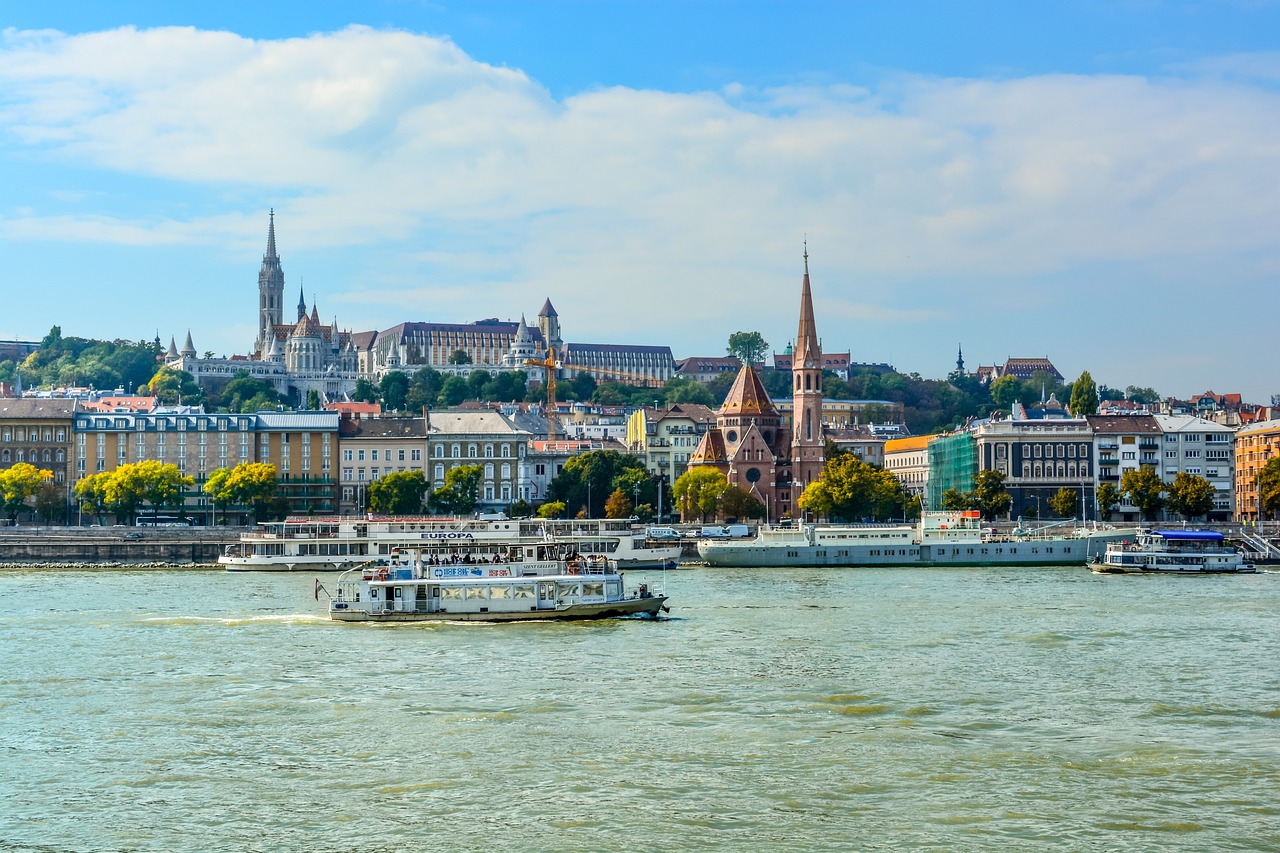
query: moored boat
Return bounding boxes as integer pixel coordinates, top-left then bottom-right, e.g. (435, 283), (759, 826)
(221, 515), (680, 572)
(324, 543), (670, 622)
(697, 511), (1135, 568)
(1092, 529), (1256, 574)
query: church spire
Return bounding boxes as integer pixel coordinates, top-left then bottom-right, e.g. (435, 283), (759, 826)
(956, 344), (965, 375)
(255, 209), (286, 357)
(792, 241), (820, 370)
(297, 280), (307, 322)
(266, 208), (277, 261)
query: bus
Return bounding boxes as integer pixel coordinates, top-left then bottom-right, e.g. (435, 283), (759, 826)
(136, 516), (194, 528)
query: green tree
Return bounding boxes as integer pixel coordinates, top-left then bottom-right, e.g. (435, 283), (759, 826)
(406, 367), (444, 412)
(988, 375), (1024, 411)
(0, 463), (53, 522)
(546, 450), (648, 518)
(726, 331), (769, 366)
(797, 455), (906, 522)
(148, 366), (203, 406)
(220, 371), (283, 413)
(1095, 482), (1122, 519)
(1124, 386), (1160, 404)
(1048, 487), (1079, 519)
(368, 471), (429, 515)
(32, 481), (65, 525)
(1068, 370), (1098, 417)
(306, 389), (321, 410)
(439, 375), (468, 407)
(672, 467), (728, 522)
(448, 349), (472, 365)
(1258, 458), (1280, 519)
(1165, 472), (1215, 520)
(662, 376), (715, 406)
(429, 465), (482, 515)
(352, 378), (380, 405)
(380, 371), (410, 412)
(1121, 467), (1165, 521)
(940, 488), (970, 511)
(719, 485), (766, 521)
(968, 469), (1012, 521)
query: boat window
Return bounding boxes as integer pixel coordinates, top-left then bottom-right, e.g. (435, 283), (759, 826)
(582, 582), (604, 597)
(464, 586), (489, 599)
(490, 586), (511, 599)
(557, 583), (581, 597)
(441, 587), (462, 600)
(513, 585), (535, 599)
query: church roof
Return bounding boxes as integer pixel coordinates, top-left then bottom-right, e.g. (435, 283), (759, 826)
(539, 298), (558, 318)
(719, 364), (776, 418)
(689, 430), (728, 464)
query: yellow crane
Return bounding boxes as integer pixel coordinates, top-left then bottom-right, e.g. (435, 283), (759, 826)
(524, 347), (662, 442)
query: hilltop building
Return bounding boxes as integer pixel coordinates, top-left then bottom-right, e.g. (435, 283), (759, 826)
(974, 358), (1064, 385)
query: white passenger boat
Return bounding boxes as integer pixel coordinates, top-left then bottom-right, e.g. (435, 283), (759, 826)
(1092, 529), (1256, 574)
(220, 515), (680, 572)
(697, 511), (1135, 568)
(325, 544), (670, 622)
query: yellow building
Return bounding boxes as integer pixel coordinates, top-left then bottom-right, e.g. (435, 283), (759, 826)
(1235, 418), (1280, 521)
(883, 434), (938, 497)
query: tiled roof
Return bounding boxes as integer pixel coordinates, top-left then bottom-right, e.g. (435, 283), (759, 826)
(1084, 414), (1162, 434)
(0, 399), (78, 418)
(719, 365), (776, 418)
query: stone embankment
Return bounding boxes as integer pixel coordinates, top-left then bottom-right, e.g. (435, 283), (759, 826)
(0, 526), (244, 567)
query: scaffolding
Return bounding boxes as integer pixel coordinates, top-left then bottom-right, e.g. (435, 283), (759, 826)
(927, 432), (977, 510)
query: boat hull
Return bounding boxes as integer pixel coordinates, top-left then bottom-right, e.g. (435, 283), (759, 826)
(1093, 565), (1256, 574)
(699, 533), (1129, 568)
(329, 595), (670, 622)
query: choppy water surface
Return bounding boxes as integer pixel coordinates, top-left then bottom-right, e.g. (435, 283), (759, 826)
(1, 565), (1278, 852)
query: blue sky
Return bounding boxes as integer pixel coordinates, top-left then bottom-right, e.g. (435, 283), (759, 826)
(2, 1), (1278, 400)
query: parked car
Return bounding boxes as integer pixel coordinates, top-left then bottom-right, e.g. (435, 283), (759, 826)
(121, 532), (144, 541)
(645, 526), (683, 541)
(724, 524), (750, 538)
(699, 526), (731, 539)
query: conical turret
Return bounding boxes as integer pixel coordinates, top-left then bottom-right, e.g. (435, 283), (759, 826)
(181, 330), (196, 358)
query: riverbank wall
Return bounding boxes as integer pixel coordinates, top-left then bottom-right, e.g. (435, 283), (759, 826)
(0, 526), (244, 565)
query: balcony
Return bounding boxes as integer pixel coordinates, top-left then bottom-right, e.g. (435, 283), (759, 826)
(1098, 457), (1118, 466)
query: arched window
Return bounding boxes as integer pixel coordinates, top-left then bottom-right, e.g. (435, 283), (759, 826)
(500, 445), (511, 458)
(484, 444), (494, 458)
(452, 444), (461, 458)
(435, 463), (445, 480)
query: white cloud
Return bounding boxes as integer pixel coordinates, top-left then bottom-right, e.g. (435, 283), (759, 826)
(1, 25), (1278, 397)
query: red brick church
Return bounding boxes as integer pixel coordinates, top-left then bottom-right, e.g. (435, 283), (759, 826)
(688, 248), (827, 521)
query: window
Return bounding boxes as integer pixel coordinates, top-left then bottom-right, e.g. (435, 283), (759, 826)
(343, 449), (352, 461)
(485, 444), (494, 458)
(371, 450), (379, 461)
(398, 450), (405, 461)
(357, 450), (365, 461)
(452, 444), (460, 458)
(500, 445), (511, 458)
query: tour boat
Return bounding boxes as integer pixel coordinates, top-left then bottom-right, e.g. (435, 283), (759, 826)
(220, 515), (680, 572)
(697, 511), (1135, 568)
(1092, 529), (1256, 574)
(323, 543), (670, 622)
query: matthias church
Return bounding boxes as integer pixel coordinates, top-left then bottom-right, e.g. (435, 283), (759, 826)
(166, 212), (676, 404)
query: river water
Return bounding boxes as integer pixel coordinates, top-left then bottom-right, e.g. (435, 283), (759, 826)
(1, 564), (1277, 852)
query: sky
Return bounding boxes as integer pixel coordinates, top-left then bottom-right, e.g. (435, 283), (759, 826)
(1, 1), (1278, 401)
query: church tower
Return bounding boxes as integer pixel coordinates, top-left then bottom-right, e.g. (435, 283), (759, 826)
(255, 209), (285, 357)
(790, 245), (825, 492)
(537, 298), (562, 355)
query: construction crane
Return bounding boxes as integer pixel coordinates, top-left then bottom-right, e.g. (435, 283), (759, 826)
(524, 347), (662, 442)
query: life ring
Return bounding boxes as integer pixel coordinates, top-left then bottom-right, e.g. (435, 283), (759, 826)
(568, 566), (580, 575)
(376, 568), (390, 581)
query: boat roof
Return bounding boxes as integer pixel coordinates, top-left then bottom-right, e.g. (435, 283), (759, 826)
(1152, 530), (1224, 541)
